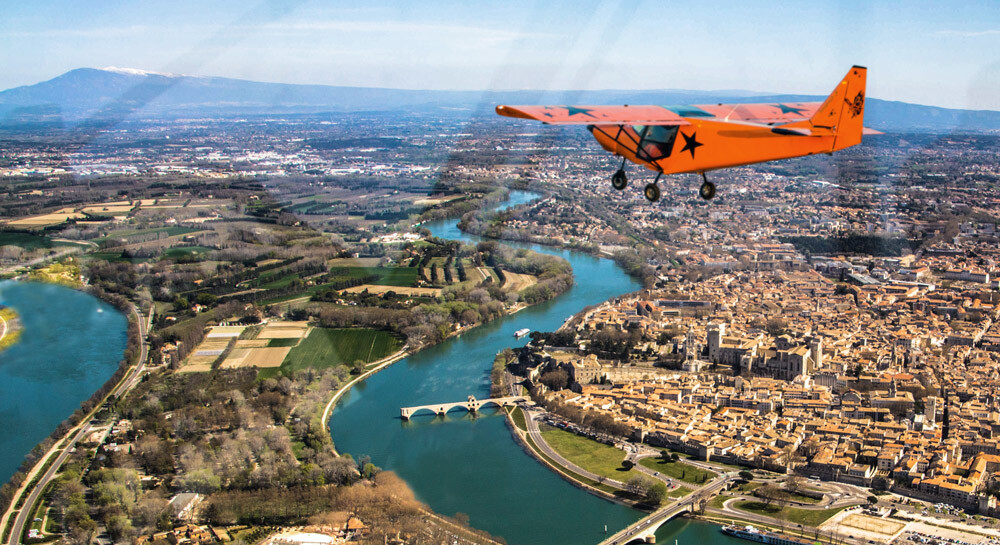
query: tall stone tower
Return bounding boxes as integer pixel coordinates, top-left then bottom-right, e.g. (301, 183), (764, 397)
(707, 323), (725, 363)
(685, 330), (702, 362)
(925, 396), (939, 425)
(808, 336), (824, 372)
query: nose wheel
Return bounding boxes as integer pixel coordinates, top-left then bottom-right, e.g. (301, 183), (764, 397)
(699, 173), (716, 201)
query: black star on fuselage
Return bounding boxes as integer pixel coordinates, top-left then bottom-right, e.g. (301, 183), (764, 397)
(774, 103), (806, 115)
(564, 106), (594, 117)
(679, 131), (703, 158)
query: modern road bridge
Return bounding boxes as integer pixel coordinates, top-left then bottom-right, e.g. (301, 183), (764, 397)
(598, 472), (733, 545)
(400, 395), (526, 419)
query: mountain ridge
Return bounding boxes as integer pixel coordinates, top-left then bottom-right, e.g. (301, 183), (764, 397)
(2, 67), (998, 133)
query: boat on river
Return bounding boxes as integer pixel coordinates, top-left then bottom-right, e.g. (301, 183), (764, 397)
(514, 328), (530, 338)
(721, 525), (820, 545)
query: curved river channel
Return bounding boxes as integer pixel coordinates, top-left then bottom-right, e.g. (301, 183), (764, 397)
(0, 281), (127, 485)
(329, 191), (742, 545)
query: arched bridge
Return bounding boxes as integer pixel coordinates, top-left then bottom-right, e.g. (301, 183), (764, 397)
(400, 395), (527, 420)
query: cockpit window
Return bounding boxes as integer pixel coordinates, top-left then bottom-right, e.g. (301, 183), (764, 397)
(633, 125), (679, 161)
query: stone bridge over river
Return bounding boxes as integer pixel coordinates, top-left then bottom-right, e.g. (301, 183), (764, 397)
(400, 395), (527, 419)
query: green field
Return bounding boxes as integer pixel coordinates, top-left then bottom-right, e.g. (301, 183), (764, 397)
(639, 457), (717, 485)
(267, 338), (300, 347)
(89, 251), (153, 263)
(162, 246), (212, 259)
(732, 500), (846, 527)
(539, 425), (638, 481)
(328, 266), (419, 287)
(0, 232), (80, 250)
(274, 327), (403, 374)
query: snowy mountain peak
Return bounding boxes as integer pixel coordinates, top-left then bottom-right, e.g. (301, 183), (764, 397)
(99, 66), (181, 77)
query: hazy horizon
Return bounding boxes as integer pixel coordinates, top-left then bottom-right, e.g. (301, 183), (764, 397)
(2, 1), (998, 111)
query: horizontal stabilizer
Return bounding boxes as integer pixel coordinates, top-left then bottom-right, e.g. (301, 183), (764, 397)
(771, 126), (812, 136)
(495, 105), (690, 126)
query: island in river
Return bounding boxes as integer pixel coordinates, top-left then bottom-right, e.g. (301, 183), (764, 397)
(0, 304), (22, 352)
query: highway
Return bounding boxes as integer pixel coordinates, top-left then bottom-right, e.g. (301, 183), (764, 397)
(2, 304), (150, 545)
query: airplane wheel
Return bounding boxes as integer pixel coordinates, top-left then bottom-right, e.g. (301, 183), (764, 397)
(611, 169), (628, 190)
(644, 183), (660, 202)
(699, 181), (716, 200)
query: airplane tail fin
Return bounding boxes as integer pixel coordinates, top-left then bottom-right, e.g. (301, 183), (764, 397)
(810, 66), (867, 150)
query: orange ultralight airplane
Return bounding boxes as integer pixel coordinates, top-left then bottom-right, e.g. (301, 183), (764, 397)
(496, 66), (878, 202)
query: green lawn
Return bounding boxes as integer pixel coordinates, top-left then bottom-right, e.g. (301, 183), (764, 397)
(539, 425), (638, 481)
(731, 500), (846, 527)
(772, 489), (821, 504)
(709, 494), (733, 509)
(521, 427), (632, 498)
(639, 457), (717, 485)
(267, 338), (300, 347)
(509, 407), (527, 431)
(277, 327), (403, 373)
(667, 486), (693, 498)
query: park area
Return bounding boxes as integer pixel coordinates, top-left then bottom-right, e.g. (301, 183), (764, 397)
(732, 499), (846, 528)
(539, 425), (637, 481)
(639, 455), (717, 485)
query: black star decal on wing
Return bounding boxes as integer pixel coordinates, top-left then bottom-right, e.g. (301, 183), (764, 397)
(564, 106), (594, 117)
(774, 103), (807, 115)
(679, 131), (703, 158)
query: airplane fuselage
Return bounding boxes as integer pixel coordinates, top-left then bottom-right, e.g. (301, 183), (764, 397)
(588, 120), (836, 176)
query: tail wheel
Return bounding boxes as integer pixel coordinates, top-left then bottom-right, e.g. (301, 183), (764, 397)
(699, 181), (716, 200)
(611, 169), (628, 190)
(644, 183), (660, 202)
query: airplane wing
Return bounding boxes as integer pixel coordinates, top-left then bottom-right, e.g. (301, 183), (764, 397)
(497, 101), (883, 132)
(495, 105), (690, 126)
(690, 102), (820, 124)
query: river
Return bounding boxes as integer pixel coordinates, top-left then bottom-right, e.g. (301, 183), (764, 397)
(0, 281), (128, 485)
(329, 191), (743, 545)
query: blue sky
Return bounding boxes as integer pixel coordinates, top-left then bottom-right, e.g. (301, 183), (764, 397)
(1, 0), (999, 110)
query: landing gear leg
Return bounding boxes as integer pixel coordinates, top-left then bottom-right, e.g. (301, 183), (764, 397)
(611, 157), (627, 190)
(644, 172), (662, 202)
(699, 172), (716, 201)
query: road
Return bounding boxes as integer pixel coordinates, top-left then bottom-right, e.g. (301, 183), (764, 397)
(0, 247), (84, 275)
(3, 304), (150, 545)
